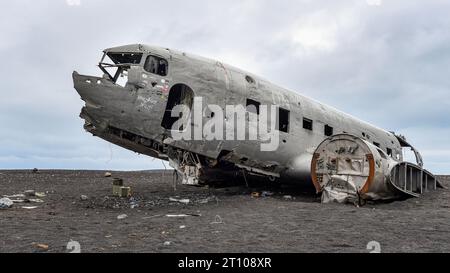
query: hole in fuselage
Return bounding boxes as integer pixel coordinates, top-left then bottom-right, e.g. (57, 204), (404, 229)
(245, 75), (255, 84)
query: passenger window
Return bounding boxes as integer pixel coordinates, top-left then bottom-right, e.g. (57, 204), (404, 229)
(277, 107), (290, 133)
(324, 124), (333, 136)
(303, 118), (313, 131)
(144, 55), (168, 76)
(373, 142), (380, 148)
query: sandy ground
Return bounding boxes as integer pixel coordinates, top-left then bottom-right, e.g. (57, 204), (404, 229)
(0, 170), (449, 253)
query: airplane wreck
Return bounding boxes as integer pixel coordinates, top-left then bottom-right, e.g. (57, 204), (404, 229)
(72, 44), (443, 204)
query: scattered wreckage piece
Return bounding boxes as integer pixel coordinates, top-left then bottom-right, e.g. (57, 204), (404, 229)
(22, 206), (38, 210)
(33, 243), (49, 251)
(2, 190), (48, 205)
(28, 198), (44, 203)
(24, 190), (35, 196)
(112, 178), (132, 197)
(166, 213), (201, 217)
(311, 134), (443, 204)
(117, 214), (128, 220)
(169, 197), (190, 204)
(119, 187), (132, 198)
(34, 192), (46, 198)
(3, 194), (26, 199)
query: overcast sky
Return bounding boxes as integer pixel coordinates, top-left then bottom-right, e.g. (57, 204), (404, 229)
(1, 0), (449, 173)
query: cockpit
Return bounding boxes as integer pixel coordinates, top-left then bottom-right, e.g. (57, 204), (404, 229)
(98, 51), (168, 85)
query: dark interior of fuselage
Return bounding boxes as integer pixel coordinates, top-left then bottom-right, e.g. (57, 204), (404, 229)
(161, 84), (194, 130)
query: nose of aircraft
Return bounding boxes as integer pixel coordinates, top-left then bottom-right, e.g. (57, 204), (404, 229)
(73, 71), (108, 107)
(72, 70), (148, 132)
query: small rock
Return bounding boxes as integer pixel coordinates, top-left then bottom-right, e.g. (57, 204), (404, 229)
(0, 198), (14, 209)
(179, 225), (186, 229)
(210, 215), (224, 224)
(104, 172), (112, 177)
(117, 214), (128, 220)
(251, 192), (260, 198)
(80, 195), (89, 201)
(261, 191), (274, 197)
(163, 241), (171, 246)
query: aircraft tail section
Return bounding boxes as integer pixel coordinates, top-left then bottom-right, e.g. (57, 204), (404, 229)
(311, 134), (443, 205)
(390, 162), (444, 198)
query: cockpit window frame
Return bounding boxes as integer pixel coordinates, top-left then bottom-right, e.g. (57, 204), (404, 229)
(107, 52), (143, 65)
(98, 51), (170, 83)
(98, 52), (145, 82)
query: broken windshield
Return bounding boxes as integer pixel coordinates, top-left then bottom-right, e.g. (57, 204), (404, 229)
(107, 52), (143, 65)
(99, 52), (143, 82)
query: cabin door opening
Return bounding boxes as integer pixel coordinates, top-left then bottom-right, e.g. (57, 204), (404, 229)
(161, 84), (194, 130)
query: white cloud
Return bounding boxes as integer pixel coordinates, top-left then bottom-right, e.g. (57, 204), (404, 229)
(366, 0), (382, 6)
(66, 0), (81, 6)
(292, 23), (338, 52)
(282, 6), (363, 57)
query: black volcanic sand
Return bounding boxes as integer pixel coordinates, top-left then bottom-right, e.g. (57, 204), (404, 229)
(0, 170), (449, 253)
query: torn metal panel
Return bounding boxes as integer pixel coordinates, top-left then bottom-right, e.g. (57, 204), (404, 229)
(393, 133), (424, 167)
(321, 176), (359, 204)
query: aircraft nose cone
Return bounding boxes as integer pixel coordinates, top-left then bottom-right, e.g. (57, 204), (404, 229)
(73, 71), (91, 100)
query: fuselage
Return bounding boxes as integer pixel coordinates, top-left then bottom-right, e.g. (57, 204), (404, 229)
(73, 44), (403, 184)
